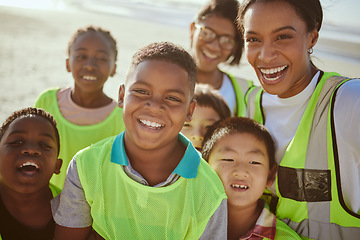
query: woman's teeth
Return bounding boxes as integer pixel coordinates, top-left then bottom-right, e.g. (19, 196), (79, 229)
(260, 65), (287, 81)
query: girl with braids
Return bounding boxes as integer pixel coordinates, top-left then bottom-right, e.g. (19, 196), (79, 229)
(35, 26), (125, 189)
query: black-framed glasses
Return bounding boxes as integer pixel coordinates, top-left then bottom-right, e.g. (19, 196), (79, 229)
(195, 24), (236, 50)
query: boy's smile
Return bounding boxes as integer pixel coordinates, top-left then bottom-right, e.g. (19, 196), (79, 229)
(0, 116), (62, 194)
(208, 133), (273, 210)
(118, 59), (195, 151)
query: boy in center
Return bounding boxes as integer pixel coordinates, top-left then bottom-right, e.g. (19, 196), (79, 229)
(52, 41), (227, 239)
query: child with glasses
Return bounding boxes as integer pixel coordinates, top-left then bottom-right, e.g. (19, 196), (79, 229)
(190, 0), (255, 116)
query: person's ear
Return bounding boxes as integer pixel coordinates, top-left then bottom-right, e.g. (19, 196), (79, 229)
(308, 29), (319, 50)
(118, 84), (125, 108)
(110, 63), (117, 77)
(185, 99), (197, 122)
(66, 58), (71, 72)
(266, 163), (278, 187)
(54, 159), (63, 175)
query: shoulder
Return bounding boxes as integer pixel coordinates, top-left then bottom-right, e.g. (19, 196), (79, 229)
(36, 87), (60, 99)
(275, 218), (302, 239)
(196, 159), (226, 194)
(34, 87), (60, 106)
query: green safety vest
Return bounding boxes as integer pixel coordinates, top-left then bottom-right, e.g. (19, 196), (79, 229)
(76, 135), (226, 239)
(34, 88), (125, 189)
(247, 72), (360, 239)
(226, 72), (255, 117)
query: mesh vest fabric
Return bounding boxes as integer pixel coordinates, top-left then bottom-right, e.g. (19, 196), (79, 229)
(227, 72), (255, 117)
(34, 88), (125, 189)
(247, 72), (360, 239)
(76, 135), (227, 240)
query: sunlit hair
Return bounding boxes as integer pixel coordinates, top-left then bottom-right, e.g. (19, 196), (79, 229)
(201, 117), (275, 168)
(194, 0), (243, 65)
(0, 107), (60, 156)
(126, 41), (197, 95)
(67, 25), (118, 61)
(237, 0), (323, 34)
(194, 83), (231, 120)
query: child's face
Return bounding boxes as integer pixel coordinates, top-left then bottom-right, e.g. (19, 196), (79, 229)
(181, 105), (221, 151)
(190, 15), (236, 72)
(118, 60), (196, 150)
(208, 132), (273, 210)
(66, 32), (117, 95)
(0, 116), (62, 194)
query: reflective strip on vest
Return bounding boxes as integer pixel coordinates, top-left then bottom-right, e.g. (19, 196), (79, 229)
(227, 73), (254, 117)
(248, 72), (360, 239)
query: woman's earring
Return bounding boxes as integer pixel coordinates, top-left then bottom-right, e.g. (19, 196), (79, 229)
(308, 48), (313, 54)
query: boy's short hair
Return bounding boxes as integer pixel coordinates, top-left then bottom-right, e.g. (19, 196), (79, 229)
(201, 117), (275, 168)
(194, 83), (231, 120)
(126, 42), (197, 95)
(0, 107), (60, 156)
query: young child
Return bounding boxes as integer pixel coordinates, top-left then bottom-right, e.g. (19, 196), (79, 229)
(0, 107), (62, 239)
(34, 26), (125, 189)
(181, 83), (231, 151)
(190, 0), (254, 116)
(52, 42), (228, 240)
(202, 117), (301, 240)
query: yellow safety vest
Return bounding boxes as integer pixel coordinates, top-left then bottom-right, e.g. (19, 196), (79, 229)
(76, 134), (226, 239)
(247, 72), (360, 239)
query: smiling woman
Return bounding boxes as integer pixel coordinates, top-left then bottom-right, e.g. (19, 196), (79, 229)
(238, 0), (360, 239)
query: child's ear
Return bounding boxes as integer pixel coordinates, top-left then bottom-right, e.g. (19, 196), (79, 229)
(266, 163), (278, 187)
(185, 99), (197, 122)
(65, 58), (71, 73)
(110, 64), (117, 77)
(118, 84), (125, 108)
(54, 159), (63, 175)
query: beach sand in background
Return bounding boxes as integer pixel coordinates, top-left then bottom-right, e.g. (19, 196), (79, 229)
(0, 4), (359, 123)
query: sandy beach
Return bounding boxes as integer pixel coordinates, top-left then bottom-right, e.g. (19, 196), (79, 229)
(0, 2), (359, 122)
(0, 4), (258, 123)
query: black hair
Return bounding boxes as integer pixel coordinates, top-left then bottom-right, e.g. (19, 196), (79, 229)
(237, 0), (323, 34)
(202, 117), (275, 169)
(0, 107), (60, 156)
(194, 83), (231, 120)
(194, 0), (243, 65)
(67, 25), (118, 61)
(126, 41), (197, 95)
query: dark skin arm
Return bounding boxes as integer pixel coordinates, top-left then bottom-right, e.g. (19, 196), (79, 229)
(53, 225), (92, 240)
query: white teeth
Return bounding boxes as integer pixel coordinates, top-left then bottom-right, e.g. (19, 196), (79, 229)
(202, 49), (218, 59)
(260, 65), (287, 75)
(20, 161), (39, 169)
(140, 119), (164, 129)
(83, 75), (97, 81)
(231, 184), (248, 189)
